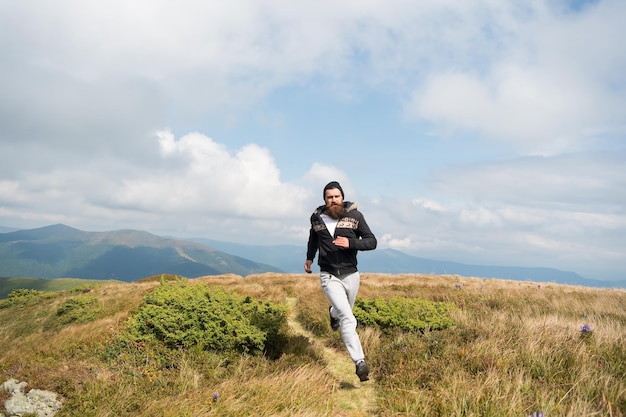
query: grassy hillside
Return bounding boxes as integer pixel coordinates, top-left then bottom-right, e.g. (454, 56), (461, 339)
(1, 273), (624, 416)
(0, 276), (119, 299)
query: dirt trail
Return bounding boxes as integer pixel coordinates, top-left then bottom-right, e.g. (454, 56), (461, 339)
(286, 298), (377, 416)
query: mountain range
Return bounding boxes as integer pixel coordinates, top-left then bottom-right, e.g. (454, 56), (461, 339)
(1, 224), (624, 288)
(0, 224), (280, 281)
(190, 238), (624, 288)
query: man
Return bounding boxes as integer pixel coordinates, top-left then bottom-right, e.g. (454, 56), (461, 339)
(304, 181), (377, 382)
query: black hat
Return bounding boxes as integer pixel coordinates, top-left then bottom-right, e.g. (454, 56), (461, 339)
(323, 181), (344, 199)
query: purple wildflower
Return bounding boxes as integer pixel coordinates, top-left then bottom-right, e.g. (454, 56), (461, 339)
(213, 392), (219, 403)
(581, 324), (592, 335)
(528, 412), (544, 417)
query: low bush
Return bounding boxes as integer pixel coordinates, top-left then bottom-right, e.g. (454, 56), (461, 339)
(38, 295), (101, 332)
(354, 295), (457, 333)
(125, 280), (288, 356)
(55, 296), (100, 325)
(0, 288), (55, 309)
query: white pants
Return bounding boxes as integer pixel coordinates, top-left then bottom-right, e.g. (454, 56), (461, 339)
(320, 271), (365, 363)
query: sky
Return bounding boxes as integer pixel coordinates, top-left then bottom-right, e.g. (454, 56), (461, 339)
(0, 0), (624, 281)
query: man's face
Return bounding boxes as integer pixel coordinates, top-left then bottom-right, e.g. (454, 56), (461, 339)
(324, 188), (343, 208)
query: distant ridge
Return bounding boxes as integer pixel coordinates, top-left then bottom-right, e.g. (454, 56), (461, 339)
(0, 224), (281, 281)
(0, 226), (19, 234)
(190, 238), (626, 289)
(1, 224), (623, 289)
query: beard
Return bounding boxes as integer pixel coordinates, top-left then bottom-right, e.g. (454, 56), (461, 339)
(324, 204), (346, 219)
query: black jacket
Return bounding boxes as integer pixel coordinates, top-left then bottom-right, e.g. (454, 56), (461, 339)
(306, 201), (377, 275)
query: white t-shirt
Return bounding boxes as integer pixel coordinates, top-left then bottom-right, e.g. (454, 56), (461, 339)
(320, 213), (338, 237)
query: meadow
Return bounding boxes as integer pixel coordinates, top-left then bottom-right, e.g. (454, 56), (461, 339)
(0, 273), (624, 416)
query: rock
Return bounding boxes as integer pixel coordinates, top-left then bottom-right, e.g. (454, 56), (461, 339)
(1, 379), (62, 417)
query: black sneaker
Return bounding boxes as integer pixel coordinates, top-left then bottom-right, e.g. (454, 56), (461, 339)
(329, 306), (339, 331)
(355, 360), (370, 382)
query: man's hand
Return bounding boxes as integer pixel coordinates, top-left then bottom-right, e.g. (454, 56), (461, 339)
(333, 236), (350, 248)
(304, 259), (313, 274)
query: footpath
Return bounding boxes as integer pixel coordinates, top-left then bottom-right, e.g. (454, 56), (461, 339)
(286, 298), (377, 417)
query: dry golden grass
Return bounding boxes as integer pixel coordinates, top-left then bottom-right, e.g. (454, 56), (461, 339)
(1, 273), (624, 416)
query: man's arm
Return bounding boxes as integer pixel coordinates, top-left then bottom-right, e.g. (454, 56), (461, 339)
(351, 212), (377, 251)
(305, 227), (318, 273)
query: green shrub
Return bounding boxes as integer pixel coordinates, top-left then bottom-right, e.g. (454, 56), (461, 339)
(125, 281), (288, 356)
(354, 296), (457, 332)
(0, 288), (55, 309)
(55, 296), (99, 325)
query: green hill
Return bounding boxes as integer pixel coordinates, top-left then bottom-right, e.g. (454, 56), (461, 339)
(0, 224), (282, 281)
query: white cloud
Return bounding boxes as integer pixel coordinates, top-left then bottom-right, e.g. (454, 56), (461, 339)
(459, 207), (503, 227)
(380, 233), (412, 249)
(373, 195), (625, 280)
(363, 148), (626, 279)
(404, 0), (626, 152)
(116, 130), (309, 216)
(428, 151), (626, 208)
(0, 130), (313, 242)
(4, 0), (624, 154)
(412, 198), (449, 212)
(410, 63), (621, 152)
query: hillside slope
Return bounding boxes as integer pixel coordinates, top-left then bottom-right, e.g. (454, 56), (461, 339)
(1, 273), (624, 416)
(0, 224), (282, 281)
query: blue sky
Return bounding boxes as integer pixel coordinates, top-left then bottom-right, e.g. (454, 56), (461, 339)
(0, 0), (624, 281)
